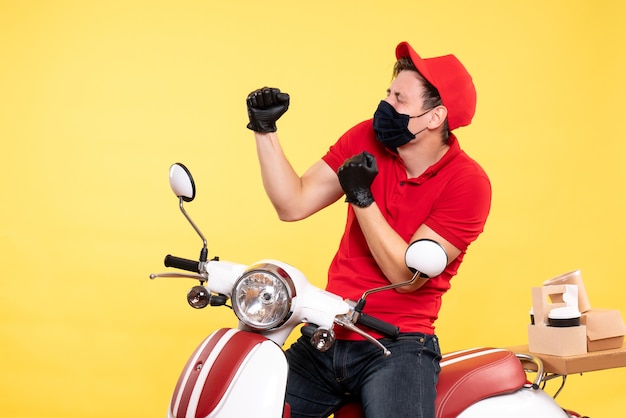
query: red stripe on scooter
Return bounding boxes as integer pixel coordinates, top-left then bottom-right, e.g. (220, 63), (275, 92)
(173, 328), (231, 418)
(195, 331), (269, 417)
(170, 335), (213, 414)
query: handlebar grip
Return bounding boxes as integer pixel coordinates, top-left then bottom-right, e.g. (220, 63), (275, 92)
(356, 313), (400, 339)
(164, 254), (200, 273)
(300, 323), (317, 338)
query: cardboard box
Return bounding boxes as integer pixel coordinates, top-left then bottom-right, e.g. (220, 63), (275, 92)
(528, 286), (587, 356)
(528, 324), (588, 356)
(581, 308), (626, 352)
(530, 285), (578, 326)
(542, 270), (591, 313)
(508, 342), (626, 375)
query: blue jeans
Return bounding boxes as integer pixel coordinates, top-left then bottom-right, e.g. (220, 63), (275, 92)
(285, 333), (441, 418)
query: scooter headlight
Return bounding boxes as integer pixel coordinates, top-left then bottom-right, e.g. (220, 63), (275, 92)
(232, 263), (296, 330)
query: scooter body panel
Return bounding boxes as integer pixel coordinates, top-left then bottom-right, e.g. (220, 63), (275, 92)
(458, 388), (570, 417)
(168, 328), (288, 418)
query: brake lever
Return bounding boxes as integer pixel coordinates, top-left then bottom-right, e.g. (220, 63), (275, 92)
(334, 314), (391, 356)
(149, 272), (208, 282)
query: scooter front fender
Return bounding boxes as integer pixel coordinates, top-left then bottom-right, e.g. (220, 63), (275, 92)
(168, 328), (288, 418)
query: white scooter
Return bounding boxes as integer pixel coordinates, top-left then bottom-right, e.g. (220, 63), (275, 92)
(150, 163), (584, 418)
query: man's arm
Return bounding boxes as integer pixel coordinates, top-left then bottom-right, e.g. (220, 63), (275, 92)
(254, 131), (342, 221)
(247, 87), (342, 221)
(354, 206), (461, 292)
(337, 151), (461, 292)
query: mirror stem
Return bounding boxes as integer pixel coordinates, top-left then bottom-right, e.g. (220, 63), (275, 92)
(179, 197), (208, 262)
(355, 271), (422, 312)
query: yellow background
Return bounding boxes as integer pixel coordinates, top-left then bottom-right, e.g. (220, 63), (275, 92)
(2, 0), (625, 416)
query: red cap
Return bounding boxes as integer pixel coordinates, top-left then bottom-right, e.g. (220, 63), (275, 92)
(395, 42), (476, 131)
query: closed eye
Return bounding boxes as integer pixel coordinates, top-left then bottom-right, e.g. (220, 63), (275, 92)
(385, 89), (404, 103)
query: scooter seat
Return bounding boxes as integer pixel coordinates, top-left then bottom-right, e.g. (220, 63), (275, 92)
(335, 347), (527, 418)
(435, 347), (527, 418)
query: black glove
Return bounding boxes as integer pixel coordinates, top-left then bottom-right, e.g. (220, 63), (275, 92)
(337, 151), (378, 207)
(246, 87), (290, 132)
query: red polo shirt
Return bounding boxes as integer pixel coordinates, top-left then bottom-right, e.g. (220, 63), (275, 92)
(322, 119), (491, 338)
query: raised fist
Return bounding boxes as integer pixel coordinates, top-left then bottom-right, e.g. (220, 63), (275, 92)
(246, 87), (290, 133)
(337, 151), (378, 207)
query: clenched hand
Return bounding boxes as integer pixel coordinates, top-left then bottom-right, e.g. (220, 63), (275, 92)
(337, 151), (378, 207)
(246, 87), (290, 133)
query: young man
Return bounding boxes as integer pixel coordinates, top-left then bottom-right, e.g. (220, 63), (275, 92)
(246, 41), (491, 418)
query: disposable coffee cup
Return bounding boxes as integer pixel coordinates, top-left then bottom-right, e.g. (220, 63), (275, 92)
(548, 307), (581, 327)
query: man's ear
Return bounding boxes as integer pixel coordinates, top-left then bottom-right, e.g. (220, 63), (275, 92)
(428, 105), (448, 129)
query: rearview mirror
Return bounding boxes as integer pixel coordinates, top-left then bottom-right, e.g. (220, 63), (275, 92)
(169, 163), (196, 202)
(404, 239), (448, 278)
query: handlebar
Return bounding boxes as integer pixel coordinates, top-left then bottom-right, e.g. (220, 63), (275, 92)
(356, 312), (400, 339)
(164, 254), (200, 273)
(162, 254), (400, 341)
